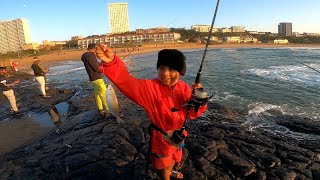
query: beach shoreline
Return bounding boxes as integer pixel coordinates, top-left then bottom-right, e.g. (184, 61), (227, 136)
(14, 43), (320, 73)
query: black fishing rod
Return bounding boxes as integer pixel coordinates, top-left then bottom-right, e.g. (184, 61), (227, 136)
(170, 0), (221, 146)
(293, 59), (320, 74)
(195, 0), (220, 84)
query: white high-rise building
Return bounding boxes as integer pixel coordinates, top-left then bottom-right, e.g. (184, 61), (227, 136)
(0, 18), (32, 53)
(108, 2), (130, 34)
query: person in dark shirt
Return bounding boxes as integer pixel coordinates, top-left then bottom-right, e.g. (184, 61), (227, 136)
(81, 43), (109, 119)
(0, 67), (20, 114)
(31, 57), (50, 98)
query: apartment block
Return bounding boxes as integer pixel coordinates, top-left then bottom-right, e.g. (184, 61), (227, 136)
(230, 26), (246, 33)
(278, 22), (292, 36)
(0, 18), (32, 53)
(108, 2), (130, 34)
(77, 31), (181, 49)
(191, 25), (219, 33)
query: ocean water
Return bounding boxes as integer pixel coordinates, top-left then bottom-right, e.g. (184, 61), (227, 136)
(46, 47), (320, 140)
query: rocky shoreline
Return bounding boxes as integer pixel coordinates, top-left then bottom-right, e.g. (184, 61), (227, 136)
(0, 72), (320, 179)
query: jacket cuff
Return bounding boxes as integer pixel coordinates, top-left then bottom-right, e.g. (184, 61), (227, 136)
(100, 55), (119, 68)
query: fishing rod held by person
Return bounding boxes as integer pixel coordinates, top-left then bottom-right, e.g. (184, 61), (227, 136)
(187, 0), (221, 109)
(169, 0), (220, 146)
(195, 0), (220, 84)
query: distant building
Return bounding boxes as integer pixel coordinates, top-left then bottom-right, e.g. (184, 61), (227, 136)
(303, 32), (320, 37)
(241, 36), (258, 43)
(248, 31), (259, 34)
(71, 36), (83, 40)
(136, 27), (170, 34)
(220, 28), (232, 33)
(274, 39), (289, 44)
(108, 2), (130, 34)
(278, 22), (292, 36)
(225, 36), (241, 43)
(191, 25), (219, 33)
(230, 26), (246, 33)
(77, 31), (181, 49)
(292, 32), (303, 37)
(43, 40), (66, 46)
(0, 18), (32, 53)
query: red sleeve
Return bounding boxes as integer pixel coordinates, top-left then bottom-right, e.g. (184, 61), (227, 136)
(100, 55), (150, 107)
(180, 82), (208, 120)
(189, 104), (208, 120)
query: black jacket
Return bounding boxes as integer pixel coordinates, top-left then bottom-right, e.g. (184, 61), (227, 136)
(81, 52), (102, 81)
(31, 63), (46, 77)
(0, 75), (10, 91)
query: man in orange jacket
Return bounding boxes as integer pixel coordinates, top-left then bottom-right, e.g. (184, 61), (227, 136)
(96, 43), (207, 180)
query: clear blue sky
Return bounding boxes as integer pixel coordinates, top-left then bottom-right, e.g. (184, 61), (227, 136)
(1, 0), (319, 43)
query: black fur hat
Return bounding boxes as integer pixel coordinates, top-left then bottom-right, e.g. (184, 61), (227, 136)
(156, 49), (186, 76)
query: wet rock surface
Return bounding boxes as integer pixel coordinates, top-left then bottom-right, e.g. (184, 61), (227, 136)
(1, 72), (320, 179)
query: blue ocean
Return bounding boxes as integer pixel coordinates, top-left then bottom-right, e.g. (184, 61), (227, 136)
(48, 47), (320, 121)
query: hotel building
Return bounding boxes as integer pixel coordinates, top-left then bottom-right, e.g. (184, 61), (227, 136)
(0, 18), (32, 53)
(77, 29), (181, 49)
(108, 2), (130, 34)
(278, 22), (292, 36)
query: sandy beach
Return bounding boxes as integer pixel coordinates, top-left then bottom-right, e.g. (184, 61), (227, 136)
(14, 42), (320, 73)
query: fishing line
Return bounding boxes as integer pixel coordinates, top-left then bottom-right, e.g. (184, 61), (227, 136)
(293, 59), (320, 74)
(121, 49), (135, 60)
(195, 0), (220, 84)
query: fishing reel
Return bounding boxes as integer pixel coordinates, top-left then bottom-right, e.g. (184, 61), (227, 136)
(187, 88), (212, 113)
(171, 88), (212, 113)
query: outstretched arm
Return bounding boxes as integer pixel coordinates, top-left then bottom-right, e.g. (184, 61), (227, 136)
(95, 43), (151, 107)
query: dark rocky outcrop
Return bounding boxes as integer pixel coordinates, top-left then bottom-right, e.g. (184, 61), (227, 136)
(0, 72), (320, 179)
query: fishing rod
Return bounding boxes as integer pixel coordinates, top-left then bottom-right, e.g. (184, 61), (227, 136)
(169, 0), (221, 146)
(195, 0), (220, 84)
(293, 59), (320, 74)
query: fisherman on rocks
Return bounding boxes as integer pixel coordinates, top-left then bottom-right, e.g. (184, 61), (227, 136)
(81, 43), (110, 119)
(96, 43), (208, 180)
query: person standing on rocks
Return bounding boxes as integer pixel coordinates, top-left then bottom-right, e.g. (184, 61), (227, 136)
(0, 67), (20, 114)
(81, 43), (110, 119)
(96, 43), (208, 180)
(31, 57), (51, 98)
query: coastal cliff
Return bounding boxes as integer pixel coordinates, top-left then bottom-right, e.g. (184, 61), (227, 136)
(0, 72), (320, 179)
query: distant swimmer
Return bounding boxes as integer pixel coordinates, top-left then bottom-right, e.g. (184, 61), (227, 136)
(96, 44), (208, 180)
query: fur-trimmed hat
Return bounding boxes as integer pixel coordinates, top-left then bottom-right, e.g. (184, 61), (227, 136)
(156, 49), (186, 76)
(87, 43), (96, 50)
